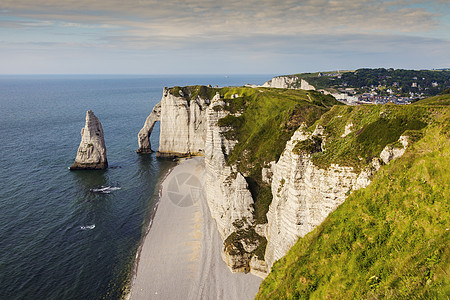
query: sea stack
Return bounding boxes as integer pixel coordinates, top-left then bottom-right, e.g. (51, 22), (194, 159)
(70, 110), (108, 170)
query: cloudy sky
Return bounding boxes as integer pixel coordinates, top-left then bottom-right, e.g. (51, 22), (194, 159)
(0, 0), (449, 74)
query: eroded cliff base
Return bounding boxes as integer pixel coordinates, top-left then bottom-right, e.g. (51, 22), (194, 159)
(70, 161), (108, 170)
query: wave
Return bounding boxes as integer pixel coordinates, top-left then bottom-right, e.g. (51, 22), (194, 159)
(80, 225), (95, 230)
(90, 186), (121, 194)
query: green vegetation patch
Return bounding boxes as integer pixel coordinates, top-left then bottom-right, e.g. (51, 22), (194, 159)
(224, 226), (267, 259)
(293, 136), (322, 155)
(168, 85), (217, 101)
(310, 104), (429, 171)
(413, 93), (450, 106)
(216, 87), (340, 223)
(256, 107), (450, 299)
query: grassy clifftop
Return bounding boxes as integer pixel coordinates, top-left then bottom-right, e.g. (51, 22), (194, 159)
(256, 97), (449, 299)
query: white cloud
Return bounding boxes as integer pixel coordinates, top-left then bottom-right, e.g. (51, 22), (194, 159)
(0, 0), (448, 73)
(1, 0), (447, 37)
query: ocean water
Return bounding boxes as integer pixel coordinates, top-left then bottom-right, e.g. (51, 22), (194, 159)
(0, 74), (272, 300)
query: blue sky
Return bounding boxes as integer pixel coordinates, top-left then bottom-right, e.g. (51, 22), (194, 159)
(0, 0), (449, 74)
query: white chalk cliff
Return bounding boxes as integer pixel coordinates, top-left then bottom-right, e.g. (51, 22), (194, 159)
(263, 126), (410, 268)
(204, 94), (254, 238)
(137, 88), (209, 157)
(262, 76), (315, 90)
(264, 126), (372, 268)
(70, 110), (107, 170)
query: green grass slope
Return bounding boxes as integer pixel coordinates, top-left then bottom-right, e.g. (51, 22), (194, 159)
(256, 104), (449, 299)
(413, 93), (450, 106)
(306, 104), (430, 171)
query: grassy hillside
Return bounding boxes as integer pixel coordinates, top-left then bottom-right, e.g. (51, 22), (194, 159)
(305, 104), (430, 172)
(256, 98), (449, 299)
(413, 93), (450, 106)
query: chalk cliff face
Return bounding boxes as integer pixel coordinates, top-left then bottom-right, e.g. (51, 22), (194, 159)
(262, 76), (297, 89)
(70, 110), (107, 170)
(204, 94), (254, 237)
(380, 135), (408, 164)
(204, 94), (266, 274)
(264, 127), (371, 267)
(158, 88), (209, 157)
(262, 76), (315, 90)
(137, 90), (255, 237)
(137, 88), (209, 157)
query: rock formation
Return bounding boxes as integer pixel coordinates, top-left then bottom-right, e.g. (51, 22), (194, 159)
(204, 94), (254, 238)
(137, 102), (161, 153)
(300, 79), (316, 90)
(158, 88), (209, 157)
(262, 76), (315, 90)
(137, 88), (209, 157)
(380, 135), (408, 164)
(70, 110), (107, 170)
(263, 127), (412, 268)
(262, 76), (298, 89)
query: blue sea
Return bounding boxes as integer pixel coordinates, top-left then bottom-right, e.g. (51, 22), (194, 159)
(0, 74), (272, 299)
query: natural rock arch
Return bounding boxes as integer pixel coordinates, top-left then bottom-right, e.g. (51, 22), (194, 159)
(137, 102), (161, 153)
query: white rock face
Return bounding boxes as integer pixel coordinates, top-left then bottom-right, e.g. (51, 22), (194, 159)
(158, 88), (209, 157)
(261, 162), (275, 185)
(380, 135), (408, 164)
(204, 94), (255, 239)
(262, 76), (297, 89)
(137, 102), (161, 153)
(341, 122), (353, 137)
(140, 90), (256, 238)
(70, 110), (107, 170)
(262, 76), (315, 90)
(265, 126), (372, 268)
(300, 79), (316, 90)
(137, 88), (209, 157)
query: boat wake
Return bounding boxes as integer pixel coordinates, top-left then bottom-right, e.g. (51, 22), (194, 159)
(90, 186), (121, 194)
(80, 225), (95, 230)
